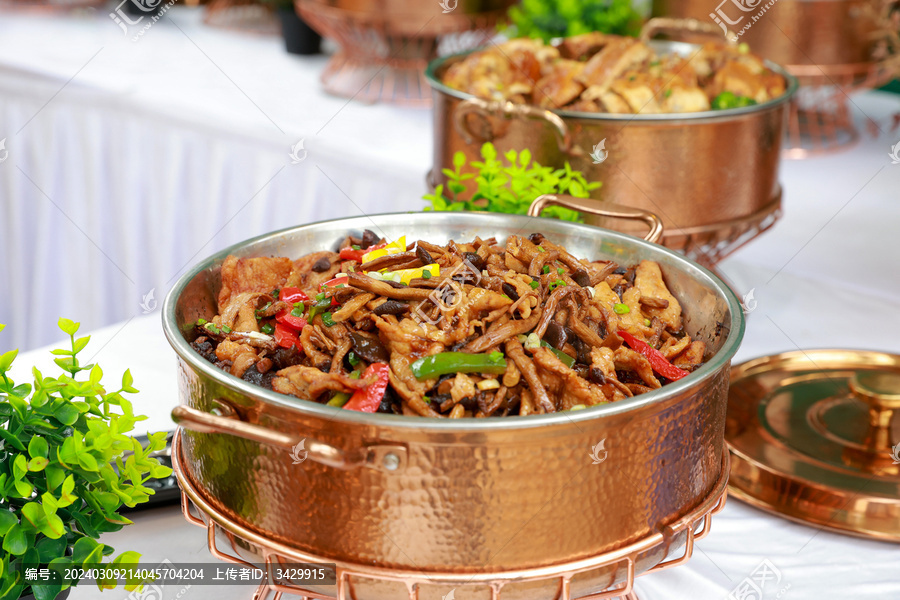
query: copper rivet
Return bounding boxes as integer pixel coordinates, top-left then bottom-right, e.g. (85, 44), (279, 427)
(383, 453), (400, 471)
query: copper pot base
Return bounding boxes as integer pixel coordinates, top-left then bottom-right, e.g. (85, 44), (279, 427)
(173, 429), (730, 600)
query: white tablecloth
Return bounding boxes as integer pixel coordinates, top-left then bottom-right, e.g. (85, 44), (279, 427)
(0, 8), (431, 352)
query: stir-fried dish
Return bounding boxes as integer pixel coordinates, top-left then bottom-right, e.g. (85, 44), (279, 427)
(442, 33), (786, 113)
(190, 232), (706, 417)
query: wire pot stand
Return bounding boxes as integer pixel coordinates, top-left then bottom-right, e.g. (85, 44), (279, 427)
(172, 429), (729, 600)
(783, 58), (900, 158)
(295, 2), (512, 106)
(782, 1), (900, 158)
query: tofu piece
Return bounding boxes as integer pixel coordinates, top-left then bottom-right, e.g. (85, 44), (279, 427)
(633, 260), (682, 332)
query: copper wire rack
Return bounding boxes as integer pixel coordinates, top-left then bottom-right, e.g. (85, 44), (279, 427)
(658, 191), (782, 270)
(782, 0), (900, 158)
(172, 429), (730, 600)
(783, 59), (900, 158)
(295, 2), (512, 106)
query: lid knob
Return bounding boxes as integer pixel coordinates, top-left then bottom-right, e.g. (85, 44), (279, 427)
(849, 371), (900, 451)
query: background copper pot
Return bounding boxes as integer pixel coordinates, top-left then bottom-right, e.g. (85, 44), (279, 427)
(652, 0), (895, 68)
(162, 202), (744, 599)
(425, 33), (798, 265)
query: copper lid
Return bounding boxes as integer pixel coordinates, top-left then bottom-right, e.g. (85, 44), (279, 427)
(726, 349), (900, 542)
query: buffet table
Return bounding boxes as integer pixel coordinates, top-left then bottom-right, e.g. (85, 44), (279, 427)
(3, 5), (900, 599)
(2, 7), (900, 354)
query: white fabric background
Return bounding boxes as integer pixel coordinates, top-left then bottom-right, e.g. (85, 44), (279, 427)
(2, 6), (900, 600)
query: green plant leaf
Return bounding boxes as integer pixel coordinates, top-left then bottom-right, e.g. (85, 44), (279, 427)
(2, 524), (27, 555)
(28, 457), (49, 471)
(0, 349), (17, 372)
(30, 580), (63, 600)
(73, 336), (91, 354)
(0, 427), (26, 452)
(28, 436), (49, 459)
(45, 465), (65, 492)
(12, 454), (27, 479)
(53, 403), (79, 426)
(121, 369), (138, 394)
(57, 318), (79, 336)
(13, 479), (33, 498)
(36, 535), (67, 564)
(77, 452), (99, 471)
(72, 537), (104, 565)
(0, 509), (17, 535)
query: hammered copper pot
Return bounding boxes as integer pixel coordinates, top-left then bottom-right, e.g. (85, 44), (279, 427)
(425, 36), (798, 254)
(162, 205), (744, 599)
(652, 0), (890, 67)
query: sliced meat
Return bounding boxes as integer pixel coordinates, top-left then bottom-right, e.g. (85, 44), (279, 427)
(218, 255), (292, 313)
(285, 251), (341, 297)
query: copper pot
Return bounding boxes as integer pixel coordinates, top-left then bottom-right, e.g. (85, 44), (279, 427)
(652, 0), (894, 68)
(163, 197), (744, 599)
(425, 24), (798, 260)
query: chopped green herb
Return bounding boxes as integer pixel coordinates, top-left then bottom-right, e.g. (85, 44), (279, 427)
(322, 312), (335, 327)
(529, 280), (540, 289)
(204, 323), (222, 335)
(221, 326), (233, 334)
(543, 265), (550, 274)
(272, 289), (280, 299)
(557, 267), (565, 275)
(664, 89), (672, 98)
(614, 303), (630, 315)
(352, 244), (361, 250)
(537, 246), (545, 253)
(423, 395), (431, 403)
(197, 318), (207, 325)
(549, 279), (567, 291)
(350, 370), (361, 379)
(348, 351), (360, 367)
(261, 323), (274, 335)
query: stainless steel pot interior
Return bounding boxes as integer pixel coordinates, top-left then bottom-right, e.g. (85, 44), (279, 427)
(424, 39), (799, 122)
(162, 211), (744, 430)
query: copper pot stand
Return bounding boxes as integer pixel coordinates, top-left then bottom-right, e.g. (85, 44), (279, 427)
(172, 429), (730, 600)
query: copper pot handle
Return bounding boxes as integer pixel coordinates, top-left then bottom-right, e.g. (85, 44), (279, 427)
(528, 194), (664, 244)
(453, 97), (583, 156)
(640, 17), (738, 45)
(171, 402), (407, 473)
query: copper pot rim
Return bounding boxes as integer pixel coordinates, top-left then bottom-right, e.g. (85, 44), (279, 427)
(424, 40), (800, 122)
(161, 211), (745, 432)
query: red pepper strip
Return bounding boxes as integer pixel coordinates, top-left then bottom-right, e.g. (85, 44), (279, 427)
(339, 242), (387, 263)
(280, 287), (310, 304)
(617, 330), (690, 381)
(343, 363), (390, 412)
(339, 247), (365, 262)
(321, 274), (349, 289)
(274, 322), (299, 349)
(275, 309), (307, 331)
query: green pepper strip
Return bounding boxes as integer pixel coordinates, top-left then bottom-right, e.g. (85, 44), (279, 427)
(327, 393), (351, 408)
(410, 352), (507, 380)
(539, 340), (575, 368)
